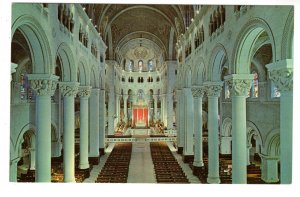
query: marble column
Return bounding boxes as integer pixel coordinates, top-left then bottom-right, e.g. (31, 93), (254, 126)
(99, 89), (106, 156)
(89, 88), (100, 164)
(178, 89), (185, 154)
(10, 158), (20, 182)
(192, 86), (205, 170)
(260, 154), (279, 183)
(108, 91), (115, 135)
(28, 74), (58, 182)
(225, 74), (253, 184)
(59, 82), (79, 182)
(266, 59), (293, 184)
(167, 92), (173, 129)
(77, 86), (91, 169)
(123, 95), (128, 122)
(182, 88), (194, 163)
(160, 95), (164, 122)
(175, 89), (182, 153)
(204, 81), (223, 184)
(153, 97), (157, 120)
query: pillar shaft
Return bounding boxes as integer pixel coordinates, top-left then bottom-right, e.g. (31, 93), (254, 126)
(60, 82), (79, 182)
(10, 158), (20, 182)
(167, 93), (173, 129)
(183, 88), (194, 157)
(225, 74), (253, 184)
(99, 89), (106, 155)
(192, 87), (205, 167)
(78, 86), (91, 169)
(124, 95), (128, 121)
(108, 92), (115, 135)
(28, 74), (58, 182)
(89, 89), (99, 158)
(266, 59), (293, 184)
(204, 82), (223, 184)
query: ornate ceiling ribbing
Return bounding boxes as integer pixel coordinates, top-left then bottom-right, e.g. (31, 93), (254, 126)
(89, 4), (190, 60)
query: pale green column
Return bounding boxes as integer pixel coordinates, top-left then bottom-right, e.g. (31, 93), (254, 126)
(204, 82), (223, 184)
(266, 59), (293, 184)
(108, 91), (115, 135)
(179, 90), (185, 153)
(260, 154), (279, 183)
(175, 90), (182, 151)
(89, 88), (100, 160)
(78, 86), (91, 169)
(29, 74), (58, 182)
(59, 82), (79, 182)
(192, 86), (205, 167)
(99, 89), (106, 155)
(225, 74), (253, 184)
(153, 96), (157, 120)
(124, 95), (128, 121)
(167, 92), (173, 129)
(10, 158), (20, 182)
(183, 88), (194, 161)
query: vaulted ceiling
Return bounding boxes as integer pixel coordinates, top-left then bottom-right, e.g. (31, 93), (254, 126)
(82, 4), (195, 60)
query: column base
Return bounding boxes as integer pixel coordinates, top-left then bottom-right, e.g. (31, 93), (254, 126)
(89, 156), (100, 165)
(193, 160), (204, 167)
(261, 177), (279, 183)
(99, 148), (105, 156)
(183, 155), (194, 163)
(207, 176), (220, 184)
(177, 147), (183, 154)
(193, 165), (205, 176)
(79, 163), (90, 170)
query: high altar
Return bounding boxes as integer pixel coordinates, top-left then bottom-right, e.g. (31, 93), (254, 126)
(132, 97), (148, 128)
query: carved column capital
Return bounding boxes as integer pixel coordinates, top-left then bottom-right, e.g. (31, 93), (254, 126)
(59, 82), (79, 97)
(77, 86), (92, 98)
(224, 74), (253, 97)
(191, 86), (205, 98)
(28, 74), (59, 96)
(203, 81), (223, 97)
(266, 60), (293, 92)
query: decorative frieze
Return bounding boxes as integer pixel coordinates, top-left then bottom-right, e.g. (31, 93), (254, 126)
(77, 86), (92, 98)
(224, 74), (253, 97)
(28, 74), (59, 96)
(59, 82), (79, 97)
(203, 82), (223, 97)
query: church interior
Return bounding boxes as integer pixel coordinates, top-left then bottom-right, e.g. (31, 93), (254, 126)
(9, 2), (294, 185)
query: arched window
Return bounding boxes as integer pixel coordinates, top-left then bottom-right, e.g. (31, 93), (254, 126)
(156, 77), (160, 82)
(138, 60), (143, 72)
(250, 70), (259, 98)
(128, 60), (133, 71)
(148, 60), (153, 71)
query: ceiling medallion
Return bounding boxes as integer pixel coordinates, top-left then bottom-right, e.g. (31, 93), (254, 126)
(133, 46), (148, 59)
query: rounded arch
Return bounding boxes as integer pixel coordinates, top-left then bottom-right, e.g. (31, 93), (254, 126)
(192, 57), (205, 85)
(90, 65), (100, 88)
(221, 117), (232, 137)
(11, 15), (52, 74)
(15, 123), (36, 157)
(246, 121), (263, 149)
(56, 42), (76, 82)
(208, 44), (228, 81)
(232, 18), (276, 74)
(77, 57), (90, 85)
(264, 129), (280, 156)
(281, 7), (294, 59)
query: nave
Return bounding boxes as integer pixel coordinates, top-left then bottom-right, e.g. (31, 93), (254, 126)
(17, 138), (274, 184)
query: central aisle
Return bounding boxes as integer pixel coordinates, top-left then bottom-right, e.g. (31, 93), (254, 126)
(127, 140), (156, 183)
